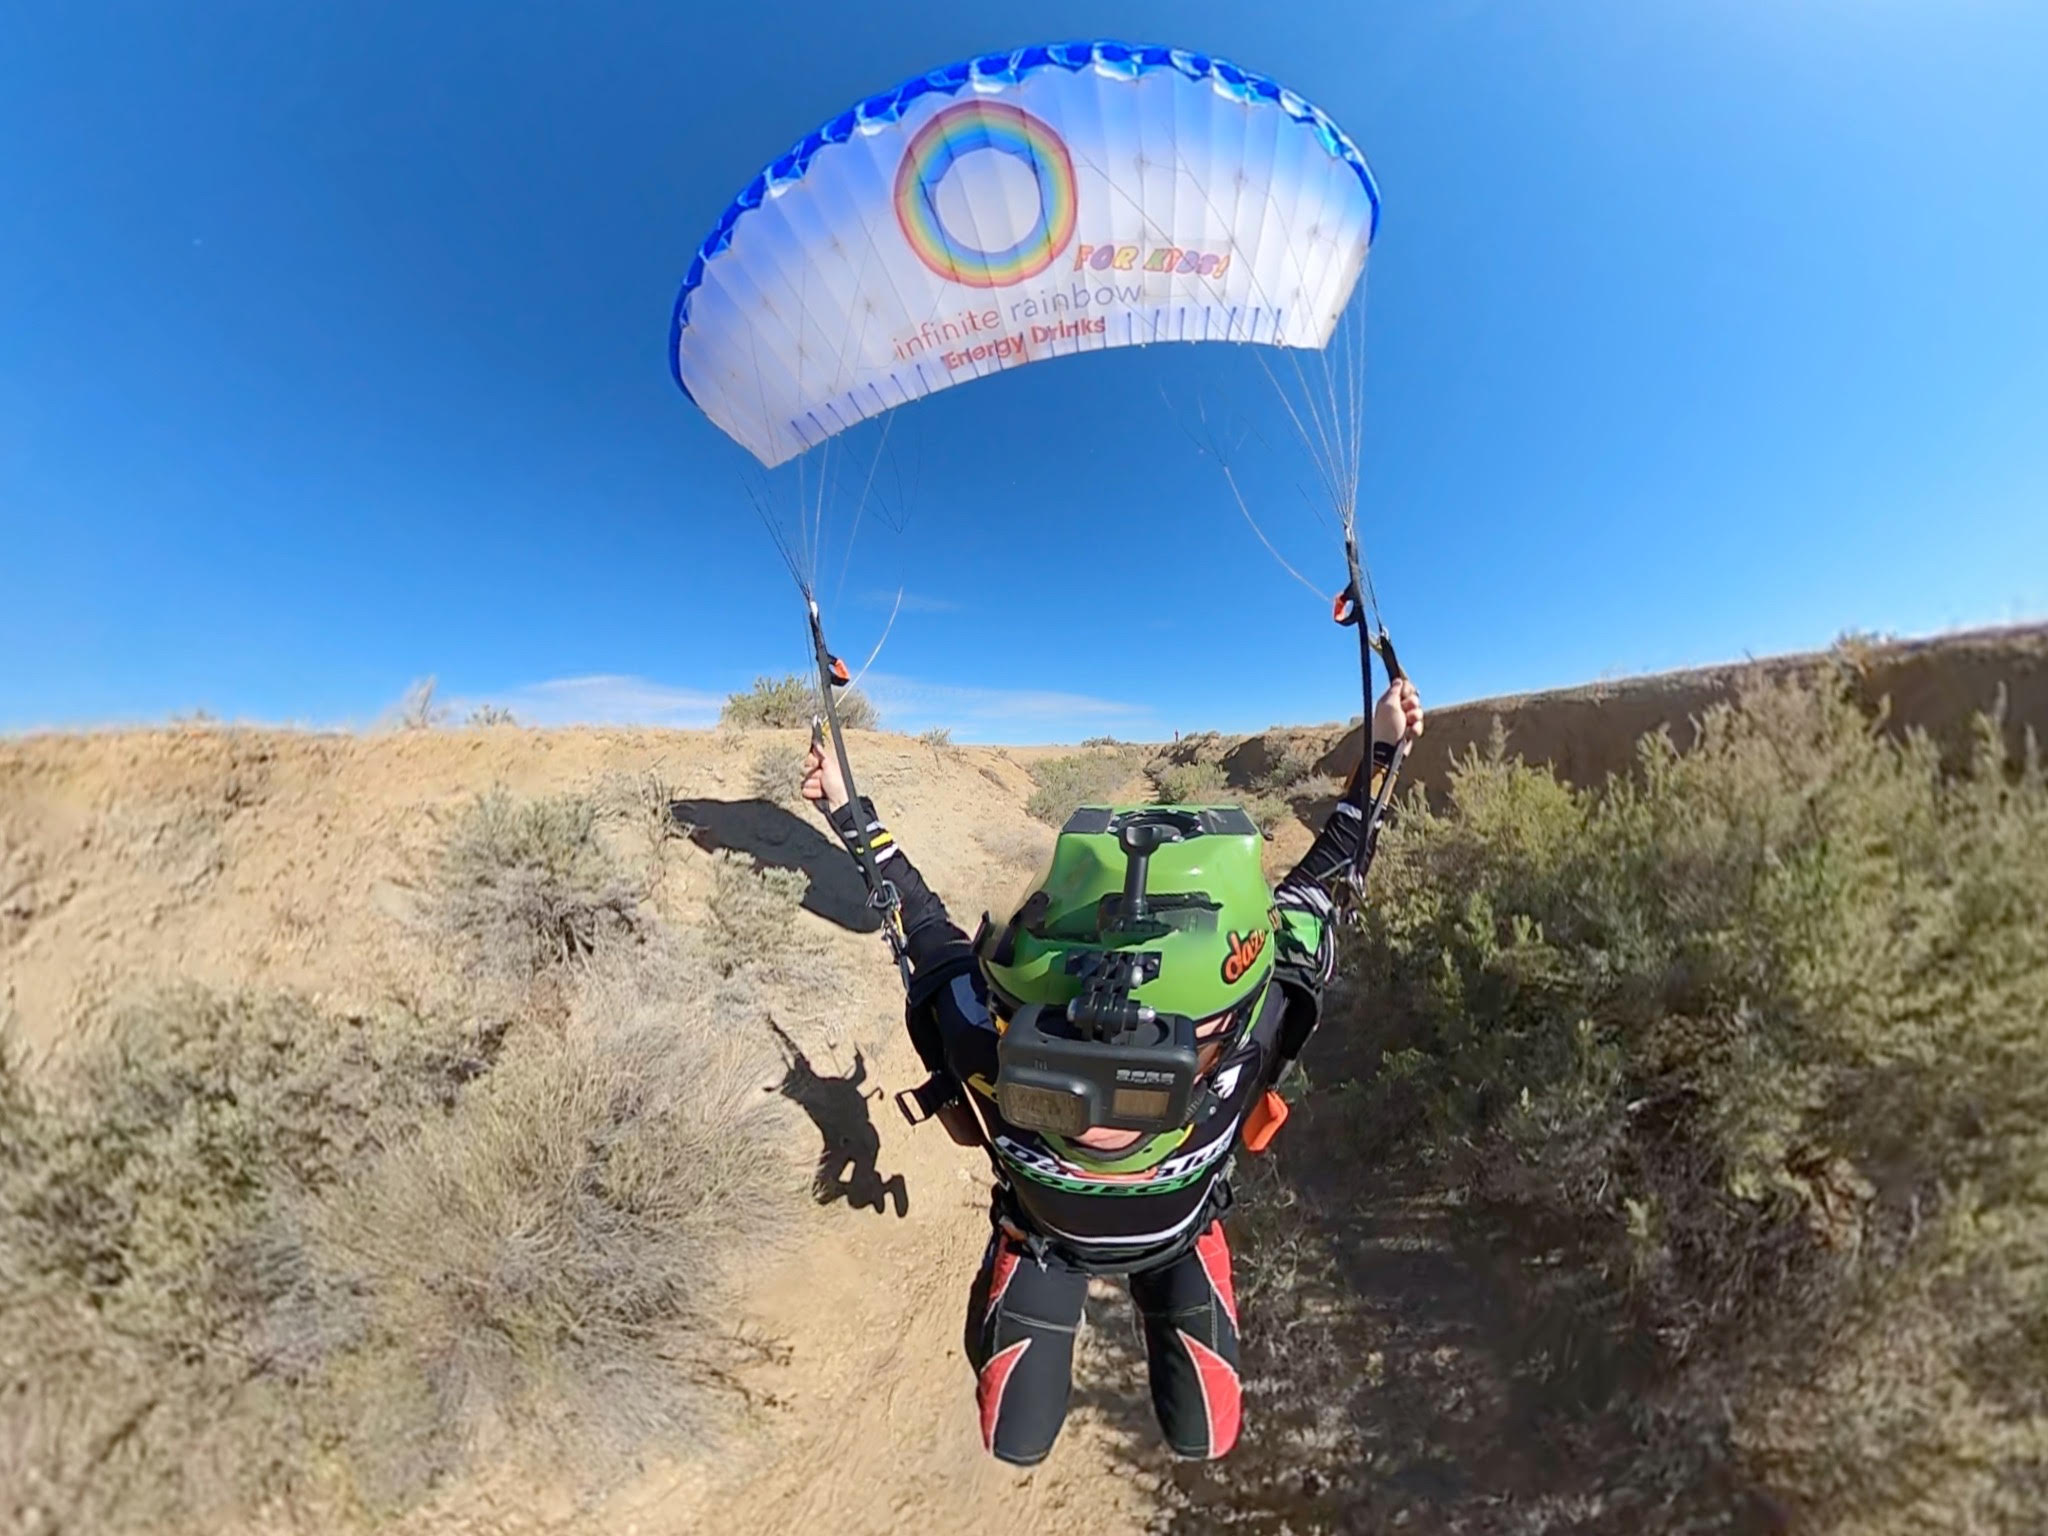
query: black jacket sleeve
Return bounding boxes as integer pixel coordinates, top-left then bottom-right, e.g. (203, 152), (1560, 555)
(1265, 738), (1399, 1061)
(824, 796), (978, 1080)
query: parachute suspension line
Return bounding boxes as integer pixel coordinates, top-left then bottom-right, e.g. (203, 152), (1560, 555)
(806, 592), (912, 993)
(845, 586), (904, 692)
(1328, 303), (1407, 919)
(1250, 344), (1349, 517)
(1173, 387), (1329, 607)
(1068, 137), (1348, 517)
(832, 410), (898, 611)
(1220, 457), (1329, 606)
(746, 475), (809, 596)
(1146, 160), (1404, 881)
(743, 432), (913, 992)
(1171, 157), (1358, 522)
(1112, 158), (1360, 610)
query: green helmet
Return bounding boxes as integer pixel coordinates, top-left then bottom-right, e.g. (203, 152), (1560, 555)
(978, 803), (1278, 1164)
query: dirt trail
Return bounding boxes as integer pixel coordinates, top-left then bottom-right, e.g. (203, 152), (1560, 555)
(605, 988), (1163, 1536)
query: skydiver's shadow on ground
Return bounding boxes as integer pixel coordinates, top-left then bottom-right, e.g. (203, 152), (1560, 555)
(768, 1018), (908, 1219)
(669, 797), (880, 934)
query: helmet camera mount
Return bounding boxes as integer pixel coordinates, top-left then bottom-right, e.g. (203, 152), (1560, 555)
(994, 813), (1209, 1140)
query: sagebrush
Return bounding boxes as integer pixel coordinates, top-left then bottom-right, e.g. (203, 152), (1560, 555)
(751, 741), (809, 804)
(1335, 668), (2048, 1529)
(721, 674), (879, 731)
(1, 785), (811, 1534)
(1151, 759), (1227, 804)
(431, 787), (646, 976)
(1025, 747), (1145, 825)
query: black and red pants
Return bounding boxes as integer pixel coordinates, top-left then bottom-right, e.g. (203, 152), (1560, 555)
(965, 1220), (1242, 1466)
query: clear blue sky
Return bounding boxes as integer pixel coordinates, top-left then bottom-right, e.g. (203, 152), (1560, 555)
(5, 1), (2045, 741)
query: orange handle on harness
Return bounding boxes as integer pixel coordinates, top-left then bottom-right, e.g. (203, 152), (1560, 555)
(1241, 1089), (1290, 1154)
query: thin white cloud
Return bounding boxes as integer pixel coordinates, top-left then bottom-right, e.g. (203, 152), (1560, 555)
(861, 672), (1157, 743)
(443, 675), (724, 728)
(421, 671), (1151, 742)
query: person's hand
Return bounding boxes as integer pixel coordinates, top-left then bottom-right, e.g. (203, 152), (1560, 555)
(1372, 678), (1424, 750)
(800, 735), (850, 812)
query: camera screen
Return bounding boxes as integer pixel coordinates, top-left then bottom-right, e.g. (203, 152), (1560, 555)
(999, 1082), (1091, 1136)
(1110, 1087), (1173, 1121)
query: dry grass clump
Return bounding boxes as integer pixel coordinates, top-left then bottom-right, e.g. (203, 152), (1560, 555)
(308, 932), (801, 1509)
(0, 990), (491, 1533)
(1, 785), (811, 1534)
(1151, 759), (1227, 804)
(721, 674), (878, 731)
(1338, 665), (2048, 1528)
(751, 741), (809, 804)
(1024, 746), (1145, 826)
(432, 788), (647, 975)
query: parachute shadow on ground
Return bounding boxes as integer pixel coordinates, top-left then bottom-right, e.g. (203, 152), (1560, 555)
(667, 797), (881, 935)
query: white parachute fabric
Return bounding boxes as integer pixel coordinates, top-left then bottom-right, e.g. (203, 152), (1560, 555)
(671, 41), (1380, 468)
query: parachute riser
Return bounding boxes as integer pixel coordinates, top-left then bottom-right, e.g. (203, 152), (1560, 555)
(1333, 535), (1409, 925)
(806, 599), (913, 993)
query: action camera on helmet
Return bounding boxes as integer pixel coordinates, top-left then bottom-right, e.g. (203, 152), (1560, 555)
(994, 951), (1204, 1137)
(991, 812), (1233, 1139)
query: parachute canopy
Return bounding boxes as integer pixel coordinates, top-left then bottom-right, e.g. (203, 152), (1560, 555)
(671, 41), (1380, 467)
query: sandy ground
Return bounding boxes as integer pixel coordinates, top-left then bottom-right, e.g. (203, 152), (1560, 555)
(1, 724), (1174, 1535)
(7, 624), (2041, 1534)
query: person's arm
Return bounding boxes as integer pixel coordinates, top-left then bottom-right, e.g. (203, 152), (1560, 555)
(818, 792), (971, 976)
(1269, 680), (1424, 1036)
(1277, 677), (1424, 908)
(801, 741), (982, 1094)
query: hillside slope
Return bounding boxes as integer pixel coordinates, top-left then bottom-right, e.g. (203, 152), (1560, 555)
(5, 622), (2043, 1535)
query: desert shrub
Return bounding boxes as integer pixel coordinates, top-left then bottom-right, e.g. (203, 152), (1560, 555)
(1152, 760), (1228, 804)
(829, 688), (880, 731)
(307, 932), (800, 1507)
(432, 787), (644, 975)
(1236, 790), (1292, 839)
(1261, 742), (1319, 792)
(1338, 668), (2048, 1527)
(0, 989), (492, 1533)
(1146, 756), (1297, 836)
(465, 703), (516, 726)
(976, 822), (1053, 874)
(917, 725), (954, 755)
(394, 676), (448, 730)
(597, 767), (684, 871)
(751, 741), (809, 804)
(1025, 748), (1143, 826)
(721, 674), (878, 731)
(1, 788), (812, 1532)
(0, 1021), (30, 1148)
(705, 849), (814, 981)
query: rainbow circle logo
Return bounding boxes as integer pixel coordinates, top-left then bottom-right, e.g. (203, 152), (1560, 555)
(894, 102), (1077, 289)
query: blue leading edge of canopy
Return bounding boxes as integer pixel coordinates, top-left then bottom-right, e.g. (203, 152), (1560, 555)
(668, 40), (1383, 404)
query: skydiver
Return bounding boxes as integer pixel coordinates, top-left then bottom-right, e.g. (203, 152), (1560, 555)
(798, 677), (1424, 1465)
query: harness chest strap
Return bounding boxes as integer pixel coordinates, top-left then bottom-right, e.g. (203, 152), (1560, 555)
(991, 1173), (1241, 1277)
